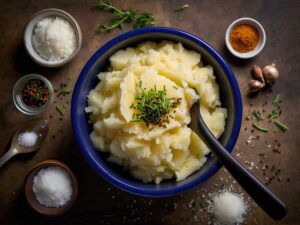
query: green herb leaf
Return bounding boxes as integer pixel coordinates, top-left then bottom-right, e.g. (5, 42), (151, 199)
(56, 106), (64, 117)
(267, 110), (278, 121)
(252, 122), (268, 132)
(252, 109), (264, 121)
(272, 94), (282, 108)
(131, 83), (181, 126)
(274, 120), (289, 132)
(94, 1), (155, 32)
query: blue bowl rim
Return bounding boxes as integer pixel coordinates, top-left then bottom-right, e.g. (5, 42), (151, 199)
(71, 26), (243, 197)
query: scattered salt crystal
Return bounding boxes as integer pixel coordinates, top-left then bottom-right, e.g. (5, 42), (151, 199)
(18, 131), (38, 147)
(33, 166), (73, 207)
(208, 191), (248, 225)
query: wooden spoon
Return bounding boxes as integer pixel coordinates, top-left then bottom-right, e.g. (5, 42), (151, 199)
(189, 100), (287, 220)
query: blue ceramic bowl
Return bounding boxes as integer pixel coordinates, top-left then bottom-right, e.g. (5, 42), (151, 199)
(71, 27), (242, 197)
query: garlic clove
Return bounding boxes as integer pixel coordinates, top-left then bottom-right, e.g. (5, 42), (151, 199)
(249, 79), (265, 92)
(263, 63), (279, 84)
(251, 65), (265, 84)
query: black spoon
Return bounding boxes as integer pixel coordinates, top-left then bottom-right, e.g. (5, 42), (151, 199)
(189, 101), (287, 220)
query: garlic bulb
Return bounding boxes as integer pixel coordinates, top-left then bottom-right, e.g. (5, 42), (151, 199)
(263, 64), (279, 84)
(249, 79), (264, 92)
(251, 65), (265, 84)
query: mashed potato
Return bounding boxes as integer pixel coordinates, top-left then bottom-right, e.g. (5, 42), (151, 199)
(86, 41), (227, 184)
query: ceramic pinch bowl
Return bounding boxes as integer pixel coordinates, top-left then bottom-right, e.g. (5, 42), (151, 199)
(225, 17), (266, 59)
(24, 160), (78, 216)
(23, 8), (82, 67)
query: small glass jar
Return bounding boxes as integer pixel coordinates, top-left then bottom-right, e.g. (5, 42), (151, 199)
(13, 74), (54, 115)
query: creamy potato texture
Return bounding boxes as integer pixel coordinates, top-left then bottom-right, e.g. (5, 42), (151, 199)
(86, 41), (227, 184)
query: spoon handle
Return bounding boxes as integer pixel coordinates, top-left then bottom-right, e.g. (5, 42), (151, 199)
(191, 104), (287, 220)
(0, 148), (18, 169)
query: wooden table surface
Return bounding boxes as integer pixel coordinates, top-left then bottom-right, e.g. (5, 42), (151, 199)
(0, 0), (299, 224)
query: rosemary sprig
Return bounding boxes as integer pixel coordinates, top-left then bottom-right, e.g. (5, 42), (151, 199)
(94, 1), (155, 32)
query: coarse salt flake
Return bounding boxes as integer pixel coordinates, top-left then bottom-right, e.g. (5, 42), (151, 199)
(33, 166), (73, 207)
(208, 191), (248, 225)
(18, 131), (38, 147)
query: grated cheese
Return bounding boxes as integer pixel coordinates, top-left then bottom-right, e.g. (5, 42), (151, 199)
(32, 16), (76, 62)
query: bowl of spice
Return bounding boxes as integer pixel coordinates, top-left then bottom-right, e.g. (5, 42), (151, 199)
(24, 160), (78, 216)
(24, 8), (82, 67)
(225, 17), (266, 59)
(13, 74), (54, 115)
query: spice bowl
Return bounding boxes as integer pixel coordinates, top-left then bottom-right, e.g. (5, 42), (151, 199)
(225, 17), (266, 59)
(24, 8), (82, 67)
(24, 160), (78, 216)
(13, 74), (54, 115)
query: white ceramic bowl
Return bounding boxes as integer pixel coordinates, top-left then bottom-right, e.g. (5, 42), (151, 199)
(24, 8), (82, 67)
(225, 17), (266, 59)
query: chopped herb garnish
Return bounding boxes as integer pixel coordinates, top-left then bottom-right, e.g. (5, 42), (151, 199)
(252, 122), (268, 132)
(258, 153), (266, 158)
(57, 90), (71, 97)
(130, 84), (181, 127)
(252, 109), (264, 121)
(172, 85), (178, 90)
(94, 1), (155, 32)
(174, 4), (189, 12)
(56, 106), (64, 117)
(267, 110), (278, 121)
(274, 120), (289, 132)
(272, 94), (282, 108)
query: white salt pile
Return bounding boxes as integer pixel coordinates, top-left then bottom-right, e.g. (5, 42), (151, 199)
(18, 131), (38, 147)
(32, 16), (76, 61)
(209, 191), (248, 225)
(33, 166), (73, 207)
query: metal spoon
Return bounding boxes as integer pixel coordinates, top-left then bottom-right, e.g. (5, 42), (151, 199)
(189, 101), (287, 220)
(0, 120), (49, 168)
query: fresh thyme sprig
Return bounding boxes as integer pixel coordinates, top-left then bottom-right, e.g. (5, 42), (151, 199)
(94, 1), (155, 32)
(130, 83), (181, 127)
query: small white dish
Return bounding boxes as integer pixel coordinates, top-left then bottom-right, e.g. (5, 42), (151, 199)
(225, 17), (266, 59)
(24, 8), (82, 67)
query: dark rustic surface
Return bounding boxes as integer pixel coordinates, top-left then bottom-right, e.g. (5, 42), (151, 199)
(0, 0), (299, 224)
